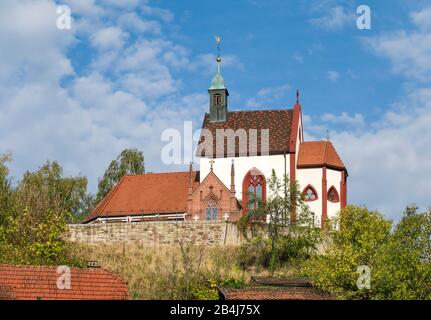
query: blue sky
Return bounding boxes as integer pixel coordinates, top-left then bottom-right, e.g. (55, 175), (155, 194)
(0, 0), (430, 221)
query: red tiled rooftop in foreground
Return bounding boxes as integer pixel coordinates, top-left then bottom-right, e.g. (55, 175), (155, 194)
(297, 141), (346, 170)
(0, 265), (129, 300)
(85, 171), (200, 223)
(220, 286), (335, 300)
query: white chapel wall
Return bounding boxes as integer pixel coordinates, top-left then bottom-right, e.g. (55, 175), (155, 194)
(296, 168), (323, 224)
(326, 168), (343, 219)
(199, 154), (290, 200)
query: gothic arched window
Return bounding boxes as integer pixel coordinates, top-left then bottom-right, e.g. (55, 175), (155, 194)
(303, 185), (318, 202)
(206, 198), (218, 221)
(327, 186), (340, 203)
(242, 168), (266, 212)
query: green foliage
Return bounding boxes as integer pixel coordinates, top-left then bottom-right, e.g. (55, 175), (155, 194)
(96, 148), (145, 202)
(0, 155), (86, 266)
(239, 170), (319, 274)
(304, 205), (431, 300)
(371, 206), (431, 299)
(16, 161), (90, 223)
(190, 280), (219, 300)
(221, 277), (246, 289)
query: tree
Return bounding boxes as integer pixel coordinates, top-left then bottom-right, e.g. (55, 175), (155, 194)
(16, 161), (89, 223)
(372, 206), (431, 299)
(0, 153), (15, 225)
(304, 205), (393, 299)
(96, 148), (145, 202)
(239, 170), (319, 275)
(0, 158), (86, 266)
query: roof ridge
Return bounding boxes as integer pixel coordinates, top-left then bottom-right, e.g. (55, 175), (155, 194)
(205, 108), (293, 115)
(125, 170), (199, 177)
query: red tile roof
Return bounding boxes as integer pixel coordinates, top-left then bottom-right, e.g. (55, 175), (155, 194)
(0, 265), (129, 300)
(198, 110), (293, 158)
(297, 141), (346, 170)
(220, 287), (335, 300)
(85, 171), (200, 223)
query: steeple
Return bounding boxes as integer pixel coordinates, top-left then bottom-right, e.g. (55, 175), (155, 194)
(208, 36), (229, 122)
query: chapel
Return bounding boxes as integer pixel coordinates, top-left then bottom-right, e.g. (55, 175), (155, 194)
(84, 45), (347, 228)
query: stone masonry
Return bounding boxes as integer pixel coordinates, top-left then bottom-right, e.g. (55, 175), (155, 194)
(66, 221), (243, 246)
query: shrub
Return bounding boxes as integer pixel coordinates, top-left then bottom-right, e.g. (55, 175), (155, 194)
(303, 205), (392, 299)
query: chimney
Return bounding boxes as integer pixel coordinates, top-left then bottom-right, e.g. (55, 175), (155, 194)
(88, 260), (100, 268)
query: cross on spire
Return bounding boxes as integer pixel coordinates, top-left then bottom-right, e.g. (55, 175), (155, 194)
(209, 158), (215, 171)
(296, 89), (300, 104)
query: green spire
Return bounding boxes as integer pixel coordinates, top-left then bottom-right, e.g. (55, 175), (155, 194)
(209, 72), (226, 90)
(209, 36), (226, 90)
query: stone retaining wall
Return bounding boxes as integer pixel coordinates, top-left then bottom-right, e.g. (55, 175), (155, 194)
(66, 221), (243, 246)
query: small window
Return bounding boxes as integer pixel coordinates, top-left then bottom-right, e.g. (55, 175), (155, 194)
(328, 186), (340, 203)
(303, 185), (318, 202)
(213, 94), (222, 106)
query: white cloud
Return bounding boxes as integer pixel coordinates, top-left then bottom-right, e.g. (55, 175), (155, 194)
(246, 83), (291, 108)
(334, 89), (431, 220)
(0, 0), (74, 84)
(309, 6), (353, 30)
(364, 5), (431, 82)
(321, 112), (364, 127)
(326, 70), (339, 82)
(117, 12), (161, 34)
(141, 4), (174, 22)
(0, 0), (206, 193)
(91, 27), (128, 50)
(304, 89), (431, 221)
(411, 6), (431, 30)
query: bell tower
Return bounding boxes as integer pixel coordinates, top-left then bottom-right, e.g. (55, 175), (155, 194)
(208, 36), (229, 122)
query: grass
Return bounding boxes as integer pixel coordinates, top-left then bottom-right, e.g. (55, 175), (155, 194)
(72, 242), (252, 299)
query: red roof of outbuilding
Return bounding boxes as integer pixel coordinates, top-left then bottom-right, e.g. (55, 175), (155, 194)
(297, 141), (346, 171)
(85, 171), (200, 222)
(0, 265), (129, 300)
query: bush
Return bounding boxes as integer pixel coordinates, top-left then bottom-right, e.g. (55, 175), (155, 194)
(304, 205), (431, 300)
(303, 205), (392, 299)
(371, 207), (431, 299)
